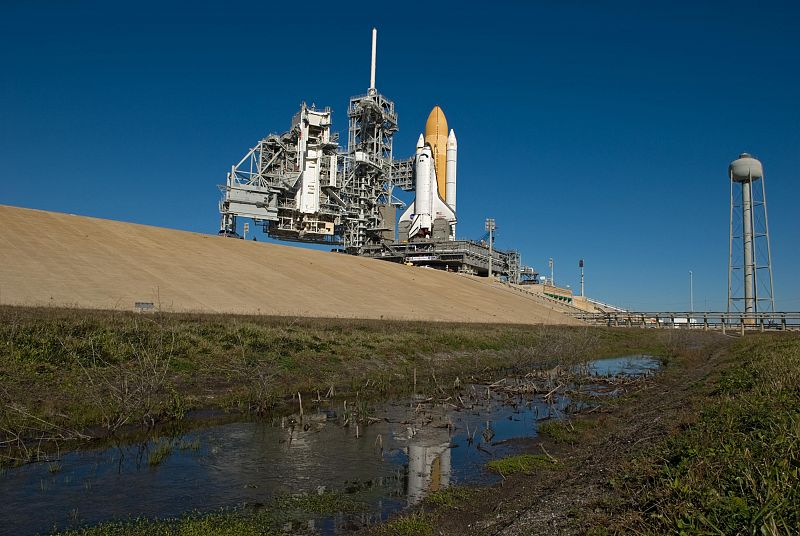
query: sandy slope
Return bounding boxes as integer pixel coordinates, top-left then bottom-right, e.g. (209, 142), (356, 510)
(0, 205), (576, 324)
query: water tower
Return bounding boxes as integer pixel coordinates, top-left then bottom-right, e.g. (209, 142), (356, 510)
(727, 153), (775, 315)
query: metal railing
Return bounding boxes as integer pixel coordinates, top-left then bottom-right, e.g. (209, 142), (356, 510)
(570, 311), (800, 333)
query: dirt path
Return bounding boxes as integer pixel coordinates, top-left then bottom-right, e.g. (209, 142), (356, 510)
(422, 335), (732, 535)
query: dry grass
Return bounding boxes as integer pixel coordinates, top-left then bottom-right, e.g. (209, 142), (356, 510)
(0, 305), (698, 465)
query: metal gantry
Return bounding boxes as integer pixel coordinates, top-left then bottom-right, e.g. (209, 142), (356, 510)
(219, 103), (340, 244)
(218, 30), (411, 253)
(339, 90), (402, 252)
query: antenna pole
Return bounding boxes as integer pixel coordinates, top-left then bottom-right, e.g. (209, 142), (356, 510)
(369, 28), (377, 93)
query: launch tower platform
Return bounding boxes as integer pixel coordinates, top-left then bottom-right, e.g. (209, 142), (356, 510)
(361, 240), (534, 283)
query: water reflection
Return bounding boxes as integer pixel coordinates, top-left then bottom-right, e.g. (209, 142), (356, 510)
(0, 355), (659, 535)
(405, 431), (451, 505)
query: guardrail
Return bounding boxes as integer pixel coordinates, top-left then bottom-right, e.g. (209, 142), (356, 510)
(570, 311), (800, 333)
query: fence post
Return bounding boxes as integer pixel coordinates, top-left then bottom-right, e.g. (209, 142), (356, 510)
(782, 313), (787, 331)
(703, 313), (708, 331)
(740, 314), (745, 336)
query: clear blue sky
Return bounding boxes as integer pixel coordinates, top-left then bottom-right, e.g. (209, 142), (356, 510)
(2, 1), (798, 311)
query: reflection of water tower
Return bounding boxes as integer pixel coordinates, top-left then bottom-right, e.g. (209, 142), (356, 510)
(727, 153), (775, 315)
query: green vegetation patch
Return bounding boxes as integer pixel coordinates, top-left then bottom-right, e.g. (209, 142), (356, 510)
(273, 490), (365, 514)
(612, 334), (800, 534)
(54, 510), (287, 536)
(147, 439), (173, 466)
(486, 453), (557, 476)
(424, 486), (475, 508)
(55, 491), (364, 535)
(373, 512), (434, 536)
(537, 419), (594, 443)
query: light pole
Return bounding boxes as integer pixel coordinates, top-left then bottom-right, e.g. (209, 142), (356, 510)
(485, 218), (496, 278)
(579, 259), (585, 297)
(548, 258), (554, 287)
(689, 270), (694, 313)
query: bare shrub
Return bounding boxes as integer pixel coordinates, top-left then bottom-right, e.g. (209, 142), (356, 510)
(70, 317), (176, 433)
(0, 383), (88, 465)
(223, 320), (278, 415)
(532, 325), (601, 367)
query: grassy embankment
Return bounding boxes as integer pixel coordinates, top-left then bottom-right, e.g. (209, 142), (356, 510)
(1, 305), (665, 465)
(605, 334), (800, 534)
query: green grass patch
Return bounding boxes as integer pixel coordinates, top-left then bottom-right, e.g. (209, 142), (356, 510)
(273, 490), (365, 514)
(610, 334), (800, 534)
(54, 511), (288, 536)
(373, 512), (434, 536)
(424, 486), (475, 508)
(537, 419), (594, 443)
(55, 491), (364, 535)
(486, 453), (557, 476)
(147, 439), (173, 466)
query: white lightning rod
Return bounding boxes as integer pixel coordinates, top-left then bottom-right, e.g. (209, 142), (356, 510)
(369, 28), (377, 93)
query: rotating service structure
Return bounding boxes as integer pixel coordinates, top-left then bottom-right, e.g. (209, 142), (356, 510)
(219, 103), (340, 243)
(727, 153), (775, 315)
(218, 28), (411, 252)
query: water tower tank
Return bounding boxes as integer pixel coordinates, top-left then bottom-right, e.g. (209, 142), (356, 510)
(729, 153), (764, 183)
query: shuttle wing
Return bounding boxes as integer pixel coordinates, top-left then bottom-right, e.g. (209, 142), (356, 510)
(399, 200), (415, 222)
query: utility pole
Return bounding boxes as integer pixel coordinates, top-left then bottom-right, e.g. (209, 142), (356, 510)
(485, 218), (496, 278)
(243, 222), (249, 240)
(689, 270), (694, 313)
(579, 259), (585, 297)
(548, 257), (554, 287)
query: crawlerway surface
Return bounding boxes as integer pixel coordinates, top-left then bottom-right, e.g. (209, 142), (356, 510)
(389, 335), (732, 536)
(0, 356), (660, 535)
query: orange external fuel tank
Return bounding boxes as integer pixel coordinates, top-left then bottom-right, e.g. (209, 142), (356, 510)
(424, 106), (448, 200)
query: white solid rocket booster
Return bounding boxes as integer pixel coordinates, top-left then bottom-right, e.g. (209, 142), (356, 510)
(445, 129), (457, 238)
(445, 129), (457, 209)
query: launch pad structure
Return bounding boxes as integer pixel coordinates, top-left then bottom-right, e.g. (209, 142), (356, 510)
(218, 28), (534, 282)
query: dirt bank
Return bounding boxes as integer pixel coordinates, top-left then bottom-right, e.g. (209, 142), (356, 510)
(0, 205), (576, 324)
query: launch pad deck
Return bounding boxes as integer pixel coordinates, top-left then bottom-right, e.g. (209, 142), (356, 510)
(361, 239), (531, 282)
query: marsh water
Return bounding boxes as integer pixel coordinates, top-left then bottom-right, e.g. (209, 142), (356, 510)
(0, 355), (660, 535)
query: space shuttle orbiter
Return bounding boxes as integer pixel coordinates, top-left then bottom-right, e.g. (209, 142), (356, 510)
(399, 106), (458, 241)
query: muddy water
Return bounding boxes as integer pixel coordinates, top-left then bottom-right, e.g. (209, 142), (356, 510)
(0, 355), (659, 535)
